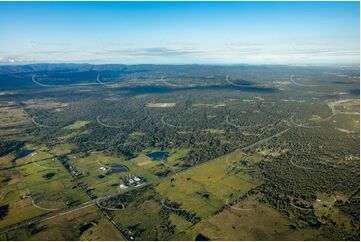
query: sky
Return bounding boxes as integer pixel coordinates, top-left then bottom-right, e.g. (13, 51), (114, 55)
(0, 1), (359, 65)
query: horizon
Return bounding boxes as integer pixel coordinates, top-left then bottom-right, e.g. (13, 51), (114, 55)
(0, 62), (360, 68)
(0, 1), (360, 65)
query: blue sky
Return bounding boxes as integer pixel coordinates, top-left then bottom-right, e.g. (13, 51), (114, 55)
(0, 1), (359, 65)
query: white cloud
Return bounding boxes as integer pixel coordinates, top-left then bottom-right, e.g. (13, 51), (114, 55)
(0, 41), (359, 65)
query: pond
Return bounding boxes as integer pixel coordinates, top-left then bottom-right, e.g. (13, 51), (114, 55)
(146, 151), (169, 161)
(79, 223), (94, 234)
(109, 164), (128, 173)
(11, 149), (35, 166)
(195, 233), (210, 241)
(16, 149), (35, 159)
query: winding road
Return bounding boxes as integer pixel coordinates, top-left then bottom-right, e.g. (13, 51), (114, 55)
(225, 115), (261, 129)
(96, 115), (123, 129)
(32, 74), (98, 87)
(289, 75), (320, 87)
(224, 199), (256, 211)
(225, 75), (254, 87)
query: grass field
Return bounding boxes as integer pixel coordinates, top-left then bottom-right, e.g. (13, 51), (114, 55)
(63, 120), (91, 130)
(68, 152), (129, 198)
(138, 148), (189, 172)
(0, 102), (32, 136)
(3, 205), (124, 240)
(155, 150), (260, 219)
(105, 149), (265, 240)
(10, 143), (75, 167)
(69, 151), (162, 197)
(108, 185), (179, 240)
(181, 198), (325, 240)
(0, 157), (88, 228)
(24, 99), (69, 112)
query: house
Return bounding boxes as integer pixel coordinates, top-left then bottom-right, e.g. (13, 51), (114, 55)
(99, 167), (107, 171)
(121, 174), (144, 187)
(119, 184), (128, 189)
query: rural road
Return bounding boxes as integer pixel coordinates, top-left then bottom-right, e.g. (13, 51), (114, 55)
(32, 74), (98, 87)
(289, 75), (319, 87)
(96, 115), (123, 129)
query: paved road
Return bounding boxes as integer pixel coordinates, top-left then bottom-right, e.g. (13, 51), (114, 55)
(96, 115), (123, 129)
(289, 116), (319, 128)
(225, 75), (253, 87)
(31, 116), (54, 128)
(161, 116), (178, 128)
(0, 201), (95, 234)
(225, 115), (257, 129)
(289, 75), (319, 87)
(32, 74), (98, 87)
(241, 128), (291, 151)
(161, 75), (186, 87)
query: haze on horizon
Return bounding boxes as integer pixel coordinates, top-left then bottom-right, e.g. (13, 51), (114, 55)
(0, 1), (359, 66)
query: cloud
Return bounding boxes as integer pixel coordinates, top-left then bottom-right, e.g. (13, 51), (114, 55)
(0, 40), (358, 65)
(29, 41), (72, 52)
(95, 47), (204, 57)
(219, 40), (359, 64)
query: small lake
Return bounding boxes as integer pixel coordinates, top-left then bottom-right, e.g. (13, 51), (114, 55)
(146, 151), (169, 161)
(195, 233), (210, 241)
(109, 164), (128, 173)
(11, 149), (35, 166)
(16, 149), (35, 159)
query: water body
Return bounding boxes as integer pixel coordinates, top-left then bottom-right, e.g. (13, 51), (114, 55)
(79, 223), (94, 234)
(195, 234), (210, 241)
(11, 149), (35, 166)
(146, 151), (169, 161)
(109, 164), (128, 173)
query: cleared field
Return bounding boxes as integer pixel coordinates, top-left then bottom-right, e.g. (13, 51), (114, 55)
(69, 152), (129, 198)
(107, 185), (183, 240)
(0, 157), (88, 229)
(182, 199), (325, 240)
(63, 120), (91, 130)
(146, 102), (176, 108)
(0, 102), (31, 136)
(330, 115), (359, 138)
(107, 150), (264, 240)
(0, 153), (16, 169)
(23, 99), (69, 112)
(155, 150), (259, 218)
(69, 151), (159, 197)
(3, 205), (124, 240)
(313, 191), (353, 233)
(334, 99), (360, 114)
(168, 149), (188, 162)
(140, 148), (188, 167)
(11, 143), (74, 167)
